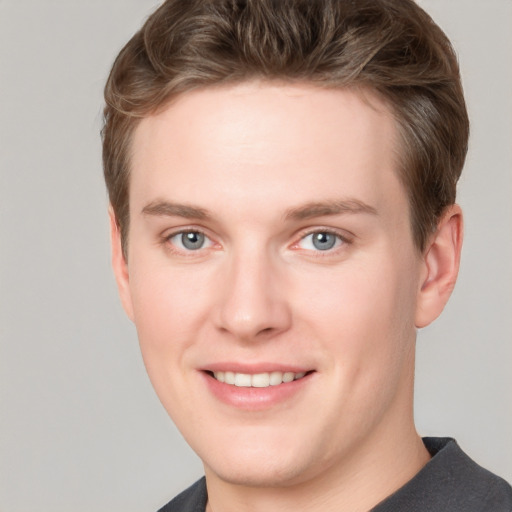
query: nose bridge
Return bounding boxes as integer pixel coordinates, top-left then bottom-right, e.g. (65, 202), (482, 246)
(215, 240), (291, 340)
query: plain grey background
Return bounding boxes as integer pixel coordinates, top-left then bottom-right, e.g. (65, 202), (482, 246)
(0, 1), (510, 511)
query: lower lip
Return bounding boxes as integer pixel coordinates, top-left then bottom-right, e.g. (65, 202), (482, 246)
(201, 372), (313, 410)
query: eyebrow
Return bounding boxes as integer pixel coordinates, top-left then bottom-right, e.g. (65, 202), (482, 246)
(142, 201), (210, 219)
(141, 198), (378, 222)
(284, 199), (378, 220)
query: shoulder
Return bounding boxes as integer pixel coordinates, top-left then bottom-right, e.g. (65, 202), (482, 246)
(157, 477), (207, 512)
(373, 437), (512, 512)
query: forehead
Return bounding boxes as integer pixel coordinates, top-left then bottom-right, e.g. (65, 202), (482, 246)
(130, 81), (404, 219)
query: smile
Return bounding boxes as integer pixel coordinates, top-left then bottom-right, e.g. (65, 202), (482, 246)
(202, 367), (314, 409)
(211, 371), (307, 387)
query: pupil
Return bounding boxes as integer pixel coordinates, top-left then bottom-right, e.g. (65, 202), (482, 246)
(313, 232), (336, 250)
(182, 232), (204, 250)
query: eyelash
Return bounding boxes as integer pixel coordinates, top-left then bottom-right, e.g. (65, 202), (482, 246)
(161, 227), (352, 255)
(162, 228), (214, 254)
(292, 228), (352, 255)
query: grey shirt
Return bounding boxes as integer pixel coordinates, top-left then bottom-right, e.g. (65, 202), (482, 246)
(158, 438), (512, 512)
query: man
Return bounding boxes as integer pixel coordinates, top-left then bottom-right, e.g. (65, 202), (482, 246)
(102, 0), (512, 510)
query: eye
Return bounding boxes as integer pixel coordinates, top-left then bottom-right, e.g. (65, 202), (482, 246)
(298, 231), (344, 251)
(168, 230), (213, 251)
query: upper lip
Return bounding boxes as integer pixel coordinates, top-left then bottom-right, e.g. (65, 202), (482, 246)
(202, 362), (313, 374)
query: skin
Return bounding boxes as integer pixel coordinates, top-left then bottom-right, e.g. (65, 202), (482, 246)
(111, 82), (463, 512)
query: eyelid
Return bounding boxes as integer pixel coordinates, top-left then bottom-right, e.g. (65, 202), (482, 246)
(160, 225), (353, 255)
(291, 227), (353, 252)
(162, 226), (219, 254)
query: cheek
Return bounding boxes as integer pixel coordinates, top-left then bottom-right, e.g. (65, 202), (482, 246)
(130, 259), (209, 338)
(127, 260), (214, 393)
(126, 265), (213, 428)
(298, 255), (418, 378)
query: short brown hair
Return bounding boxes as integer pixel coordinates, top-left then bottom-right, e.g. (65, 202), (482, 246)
(102, 0), (469, 256)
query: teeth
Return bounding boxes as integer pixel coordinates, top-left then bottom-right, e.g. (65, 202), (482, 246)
(234, 373), (251, 387)
(212, 371), (307, 388)
(251, 373), (270, 388)
(269, 371), (283, 386)
(282, 372), (295, 383)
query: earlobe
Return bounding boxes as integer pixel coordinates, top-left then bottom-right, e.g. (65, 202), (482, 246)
(415, 204), (463, 328)
(109, 207), (135, 321)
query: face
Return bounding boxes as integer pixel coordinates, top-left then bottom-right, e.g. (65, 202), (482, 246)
(115, 82), (429, 488)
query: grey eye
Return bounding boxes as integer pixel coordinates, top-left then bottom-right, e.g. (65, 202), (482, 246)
(297, 231), (342, 251)
(311, 232), (337, 250)
(169, 230), (212, 251)
(180, 231), (206, 250)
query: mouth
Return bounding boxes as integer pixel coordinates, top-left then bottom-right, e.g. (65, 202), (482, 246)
(202, 367), (315, 409)
(205, 370), (312, 388)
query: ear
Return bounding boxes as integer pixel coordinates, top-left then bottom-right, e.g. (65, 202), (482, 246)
(415, 204), (463, 328)
(109, 206), (135, 321)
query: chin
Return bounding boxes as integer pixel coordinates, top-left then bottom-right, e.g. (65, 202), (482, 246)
(197, 428), (328, 489)
(205, 456), (310, 488)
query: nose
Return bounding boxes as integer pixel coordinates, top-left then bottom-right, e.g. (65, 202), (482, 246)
(214, 249), (292, 342)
